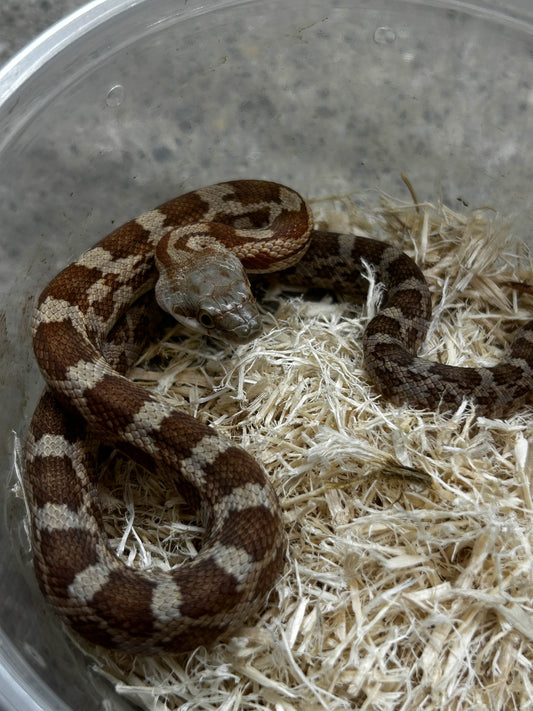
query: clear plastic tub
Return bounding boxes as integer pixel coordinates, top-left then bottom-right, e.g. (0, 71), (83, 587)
(1, 0), (532, 708)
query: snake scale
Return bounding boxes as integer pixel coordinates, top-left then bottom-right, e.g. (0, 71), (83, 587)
(25, 180), (533, 654)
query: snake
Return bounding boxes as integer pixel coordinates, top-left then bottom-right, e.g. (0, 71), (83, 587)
(25, 180), (533, 655)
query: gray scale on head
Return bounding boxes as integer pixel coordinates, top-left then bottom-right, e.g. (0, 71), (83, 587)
(154, 225), (262, 344)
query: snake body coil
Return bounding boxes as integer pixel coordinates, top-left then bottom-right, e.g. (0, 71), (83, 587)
(25, 180), (533, 654)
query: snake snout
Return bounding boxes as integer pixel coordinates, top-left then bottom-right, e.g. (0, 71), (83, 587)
(229, 312), (262, 344)
(219, 302), (262, 344)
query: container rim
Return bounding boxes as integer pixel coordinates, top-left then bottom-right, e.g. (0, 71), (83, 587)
(0, 630), (71, 711)
(0, 0), (251, 106)
(0, 0), (129, 105)
(1, 0), (533, 107)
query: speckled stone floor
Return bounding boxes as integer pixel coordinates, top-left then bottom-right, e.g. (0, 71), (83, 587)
(3, 0), (532, 70)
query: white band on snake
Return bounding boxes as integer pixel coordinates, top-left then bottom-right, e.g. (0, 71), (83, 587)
(25, 180), (533, 654)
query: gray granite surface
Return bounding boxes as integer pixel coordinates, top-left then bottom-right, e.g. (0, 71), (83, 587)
(3, 0), (532, 69)
(0, 0), (88, 68)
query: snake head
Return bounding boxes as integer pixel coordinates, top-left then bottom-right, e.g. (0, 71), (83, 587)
(155, 229), (262, 344)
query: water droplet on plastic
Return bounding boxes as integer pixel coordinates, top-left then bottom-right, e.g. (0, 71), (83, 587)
(106, 84), (125, 107)
(373, 27), (396, 45)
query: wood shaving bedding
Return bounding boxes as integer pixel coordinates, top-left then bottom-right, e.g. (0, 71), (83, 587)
(75, 192), (533, 710)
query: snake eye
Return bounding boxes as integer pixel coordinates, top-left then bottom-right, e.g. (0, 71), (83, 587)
(198, 309), (215, 329)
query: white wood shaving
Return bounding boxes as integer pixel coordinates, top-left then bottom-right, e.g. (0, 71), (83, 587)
(75, 192), (533, 711)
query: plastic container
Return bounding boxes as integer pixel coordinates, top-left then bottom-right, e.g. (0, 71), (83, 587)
(1, 0), (532, 708)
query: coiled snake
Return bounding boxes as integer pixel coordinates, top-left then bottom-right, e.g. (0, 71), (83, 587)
(25, 180), (533, 654)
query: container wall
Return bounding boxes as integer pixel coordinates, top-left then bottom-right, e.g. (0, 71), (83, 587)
(1, 0), (532, 707)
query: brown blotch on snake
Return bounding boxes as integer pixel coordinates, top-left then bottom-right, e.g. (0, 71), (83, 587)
(25, 180), (533, 654)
